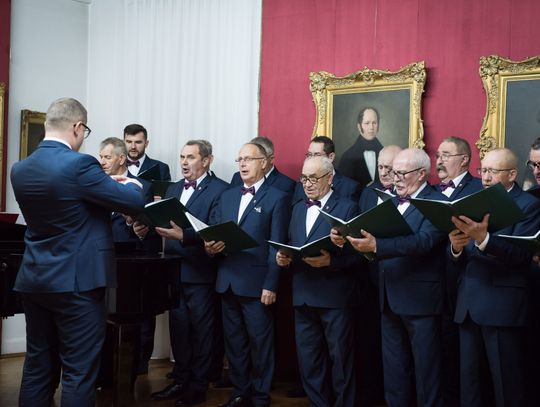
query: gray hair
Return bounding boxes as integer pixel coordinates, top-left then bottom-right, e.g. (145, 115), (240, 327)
(250, 136), (274, 157)
(406, 148), (431, 173)
(99, 137), (128, 157)
(186, 139), (213, 158)
(304, 155), (334, 174)
(45, 98), (87, 132)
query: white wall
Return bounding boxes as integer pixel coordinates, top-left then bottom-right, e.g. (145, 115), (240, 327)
(2, 0), (89, 355)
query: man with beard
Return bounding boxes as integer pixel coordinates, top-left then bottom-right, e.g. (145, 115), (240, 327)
(123, 123), (171, 182)
(434, 136), (482, 406)
(338, 107), (384, 188)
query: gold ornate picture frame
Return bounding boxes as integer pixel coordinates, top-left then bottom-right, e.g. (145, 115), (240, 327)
(310, 62), (426, 176)
(20, 109), (46, 160)
(478, 55), (540, 188)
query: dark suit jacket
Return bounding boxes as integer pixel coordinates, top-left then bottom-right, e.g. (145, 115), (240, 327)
(230, 167), (296, 195)
(338, 136), (383, 188)
(434, 171), (483, 200)
(376, 185), (448, 315)
(358, 180), (385, 212)
(288, 193), (362, 308)
(213, 182), (291, 297)
(293, 172), (362, 204)
(11, 140), (145, 293)
(453, 184), (540, 327)
(139, 155), (171, 181)
(163, 175), (229, 284)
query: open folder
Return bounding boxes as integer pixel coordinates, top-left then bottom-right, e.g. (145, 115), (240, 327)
(138, 197), (190, 229)
(185, 212), (259, 254)
(137, 164), (161, 181)
(409, 183), (524, 233)
(268, 235), (336, 259)
(317, 199), (413, 238)
(497, 230), (540, 254)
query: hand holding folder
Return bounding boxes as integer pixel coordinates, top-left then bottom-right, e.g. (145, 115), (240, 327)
(268, 235), (336, 260)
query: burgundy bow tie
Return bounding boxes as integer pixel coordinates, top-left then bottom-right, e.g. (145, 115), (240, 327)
(305, 199), (321, 208)
(127, 159), (140, 167)
(397, 195), (411, 204)
(439, 180), (455, 192)
(241, 186), (255, 195)
(383, 186), (393, 193)
(184, 180), (197, 190)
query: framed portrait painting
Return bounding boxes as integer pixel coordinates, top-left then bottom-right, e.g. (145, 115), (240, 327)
(310, 61), (426, 187)
(20, 110), (46, 160)
(478, 55), (540, 189)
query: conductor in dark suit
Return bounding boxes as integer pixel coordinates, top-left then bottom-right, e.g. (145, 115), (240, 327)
(449, 148), (540, 407)
(276, 156), (361, 407)
(338, 107), (384, 188)
(293, 136), (362, 204)
(335, 148), (447, 407)
(205, 142), (290, 407)
(151, 140), (229, 406)
(123, 123), (171, 183)
(11, 98), (145, 406)
(434, 136), (482, 406)
(230, 136), (296, 195)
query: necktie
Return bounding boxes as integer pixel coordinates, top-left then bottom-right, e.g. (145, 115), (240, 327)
(305, 199), (321, 208)
(184, 180), (197, 190)
(127, 159), (140, 167)
(241, 186), (255, 195)
(397, 195), (410, 205)
(439, 180), (455, 192)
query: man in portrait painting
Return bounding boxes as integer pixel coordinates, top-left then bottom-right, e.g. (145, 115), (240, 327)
(338, 107), (384, 188)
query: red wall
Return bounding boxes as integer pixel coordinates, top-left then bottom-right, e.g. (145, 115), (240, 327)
(259, 0), (540, 181)
(0, 0), (10, 210)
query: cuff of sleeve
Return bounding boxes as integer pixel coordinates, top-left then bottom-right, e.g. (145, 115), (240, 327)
(475, 232), (490, 252)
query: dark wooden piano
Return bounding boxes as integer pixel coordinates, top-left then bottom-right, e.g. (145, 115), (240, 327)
(0, 222), (181, 406)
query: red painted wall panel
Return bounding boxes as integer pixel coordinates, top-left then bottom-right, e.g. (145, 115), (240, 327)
(0, 0), (10, 210)
(260, 0), (540, 181)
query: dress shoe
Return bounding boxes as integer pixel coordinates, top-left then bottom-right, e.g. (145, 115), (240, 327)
(151, 382), (185, 401)
(175, 391), (206, 406)
(217, 396), (253, 407)
(286, 386), (307, 398)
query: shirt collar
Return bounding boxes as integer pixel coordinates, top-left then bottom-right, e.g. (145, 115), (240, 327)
(43, 136), (72, 149)
(244, 176), (265, 194)
(410, 182), (428, 199)
(450, 171), (468, 187)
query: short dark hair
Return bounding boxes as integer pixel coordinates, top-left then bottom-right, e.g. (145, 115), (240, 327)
(123, 124), (148, 139)
(311, 136), (335, 154)
(531, 137), (540, 150)
(442, 136), (472, 157)
(357, 107), (380, 125)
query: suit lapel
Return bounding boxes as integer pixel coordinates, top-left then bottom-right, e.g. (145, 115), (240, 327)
(449, 172), (471, 200)
(186, 177), (210, 208)
(238, 183), (268, 225)
(306, 194), (337, 242)
(401, 184), (433, 219)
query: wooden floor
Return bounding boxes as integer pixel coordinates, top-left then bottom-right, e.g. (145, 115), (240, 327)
(0, 356), (310, 406)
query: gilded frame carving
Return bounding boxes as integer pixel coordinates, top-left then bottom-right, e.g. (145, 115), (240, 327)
(20, 109), (46, 160)
(478, 55), (540, 157)
(310, 61), (426, 154)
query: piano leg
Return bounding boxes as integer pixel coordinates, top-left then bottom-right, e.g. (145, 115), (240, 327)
(105, 319), (141, 406)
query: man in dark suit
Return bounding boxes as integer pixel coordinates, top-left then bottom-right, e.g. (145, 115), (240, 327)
(434, 136), (483, 406)
(123, 123), (171, 182)
(356, 144), (401, 406)
(449, 148), (540, 407)
(205, 142), (290, 407)
(151, 140), (229, 406)
(338, 107), (384, 188)
(10, 98), (145, 406)
(229, 136), (296, 195)
(293, 136), (362, 204)
(276, 156), (361, 407)
(336, 148), (447, 407)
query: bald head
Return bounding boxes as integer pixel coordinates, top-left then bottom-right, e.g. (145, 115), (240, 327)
(480, 148), (518, 189)
(378, 145), (402, 188)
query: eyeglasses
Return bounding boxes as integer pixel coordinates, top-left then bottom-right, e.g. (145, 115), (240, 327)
(476, 167), (514, 175)
(377, 164), (392, 173)
(300, 171), (331, 185)
(526, 160), (540, 171)
(234, 156), (265, 163)
(74, 123), (91, 139)
(305, 152), (328, 158)
(435, 153), (466, 162)
(390, 167), (423, 180)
